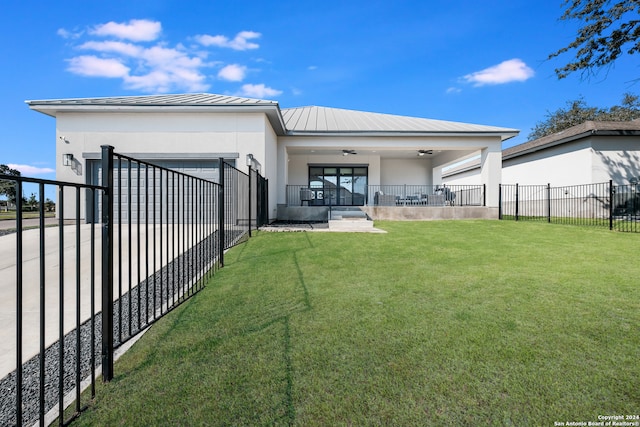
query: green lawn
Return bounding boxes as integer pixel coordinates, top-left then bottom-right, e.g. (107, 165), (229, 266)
(72, 221), (640, 426)
(0, 211), (55, 220)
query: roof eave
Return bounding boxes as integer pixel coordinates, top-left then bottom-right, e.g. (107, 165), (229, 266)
(285, 130), (519, 140)
(503, 129), (594, 160)
(26, 102), (287, 135)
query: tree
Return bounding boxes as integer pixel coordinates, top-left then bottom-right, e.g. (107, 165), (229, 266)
(0, 164), (21, 205)
(548, 0), (640, 79)
(27, 193), (39, 211)
(529, 93), (640, 139)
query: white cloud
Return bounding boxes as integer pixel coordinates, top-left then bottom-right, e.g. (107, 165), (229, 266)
(463, 58), (534, 86)
(63, 20), (268, 93)
(67, 56), (130, 77)
(239, 83), (282, 98)
(90, 19), (161, 42)
(57, 28), (83, 39)
(446, 87), (462, 94)
(78, 40), (142, 57)
(195, 31), (261, 50)
(8, 164), (55, 175)
(218, 64), (247, 82)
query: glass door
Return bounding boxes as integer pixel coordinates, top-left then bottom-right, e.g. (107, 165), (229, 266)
(308, 166), (367, 206)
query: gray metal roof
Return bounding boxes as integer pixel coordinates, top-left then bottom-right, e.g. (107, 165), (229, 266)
(281, 106), (518, 139)
(26, 93), (286, 134)
(26, 93), (519, 139)
(25, 93), (278, 106)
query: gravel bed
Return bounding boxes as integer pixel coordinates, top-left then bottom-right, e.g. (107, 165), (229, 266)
(0, 230), (232, 426)
(0, 228), (17, 238)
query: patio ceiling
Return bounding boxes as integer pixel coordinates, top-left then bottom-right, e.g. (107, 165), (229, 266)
(286, 146), (446, 158)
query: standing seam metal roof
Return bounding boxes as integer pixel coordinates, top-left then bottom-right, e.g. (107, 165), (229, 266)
(25, 93), (278, 106)
(26, 93), (519, 137)
(281, 106), (517, 135)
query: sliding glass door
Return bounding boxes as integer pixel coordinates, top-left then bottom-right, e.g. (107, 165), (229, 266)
(309, 166), (367, 206)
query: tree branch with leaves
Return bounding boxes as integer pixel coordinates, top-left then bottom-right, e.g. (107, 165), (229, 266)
(548, 0), (640, 79)
(0, 164), (21, 205)
(529, 93), (640, 139)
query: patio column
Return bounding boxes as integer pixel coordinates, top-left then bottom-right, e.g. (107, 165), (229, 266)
(480, 146), (502, 207)
(432, 167), (443, 186)
(276, 143), (288, 205)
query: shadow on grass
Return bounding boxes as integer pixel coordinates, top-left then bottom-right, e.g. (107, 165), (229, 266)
(102, 233), (314, 426)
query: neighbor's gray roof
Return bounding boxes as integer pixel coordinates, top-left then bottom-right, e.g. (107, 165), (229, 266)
(443, 119), (640, 178)
(503, 120), (640, 159)
(26, 93), (519, 139)
(281, 106), (518, 139)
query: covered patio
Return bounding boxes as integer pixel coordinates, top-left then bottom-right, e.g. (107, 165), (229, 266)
(275, 106), (518, 221)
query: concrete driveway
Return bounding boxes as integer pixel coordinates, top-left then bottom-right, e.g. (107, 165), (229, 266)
(0, 221), (206, 379)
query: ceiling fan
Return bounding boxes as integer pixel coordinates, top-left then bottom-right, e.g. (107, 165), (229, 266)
(417, 150), (433, 156)
(342, 149), (357, 156)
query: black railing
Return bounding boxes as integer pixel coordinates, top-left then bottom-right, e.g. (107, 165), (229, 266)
(500, 181), (639, 232)
(0, 175), (105, 427)
(286, 184), (484, 207)
(0, 146), (268, 426)
(285, 184), (485, 207)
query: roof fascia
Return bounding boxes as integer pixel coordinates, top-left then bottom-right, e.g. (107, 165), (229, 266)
(27, 103), (287, 135)
(285, 130), (519, 140)
(503, 130), (594, 160)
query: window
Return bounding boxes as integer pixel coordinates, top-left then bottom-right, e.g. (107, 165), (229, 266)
(308, 166), (367, 206)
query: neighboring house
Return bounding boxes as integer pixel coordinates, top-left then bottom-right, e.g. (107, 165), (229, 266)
(27, 93), (518, 221)
(444, 120), (640, 186)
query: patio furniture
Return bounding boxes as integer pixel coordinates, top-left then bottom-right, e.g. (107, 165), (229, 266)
(300, 188), (313, 206)
(374, 192), (397, 206)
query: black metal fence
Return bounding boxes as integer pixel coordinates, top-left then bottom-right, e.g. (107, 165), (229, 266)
(0, 146), (268, 426)
(500, 181), (639, 232)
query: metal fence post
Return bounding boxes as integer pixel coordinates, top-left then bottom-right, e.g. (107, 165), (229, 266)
(515, 183), (519, 221)
(498, 184), (502, 219)
(248, 167), (252, 238)
(101, 145), (114, 382)
(483, 183), (486, 207)
(547, 183), (551, 223)
(218, 158), (225, 267)
(15, 179), (23, 426)
(609, 179), (614, 230)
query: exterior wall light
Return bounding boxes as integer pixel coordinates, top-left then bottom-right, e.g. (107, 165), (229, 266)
(63, 153), (74, 166)
(246, 153), (254, 168)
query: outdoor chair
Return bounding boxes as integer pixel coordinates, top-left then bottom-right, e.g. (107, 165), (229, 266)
(300, 188), (313, 206)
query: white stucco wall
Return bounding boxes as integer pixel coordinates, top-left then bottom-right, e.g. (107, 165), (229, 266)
(55, 111), (271, 219)
(502, 140), (593, 185)
(442, 167), (481, 185)
(380, 158), (431, 185)
(591, 136), (640, 184)
(263, 115), (279, 220)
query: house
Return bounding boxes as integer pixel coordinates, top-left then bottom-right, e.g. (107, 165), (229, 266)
(444, 120), (640, 186)
(26, 93), (518, 221)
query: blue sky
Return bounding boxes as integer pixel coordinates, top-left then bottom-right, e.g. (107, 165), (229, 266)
(1, 0), (638, 179)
